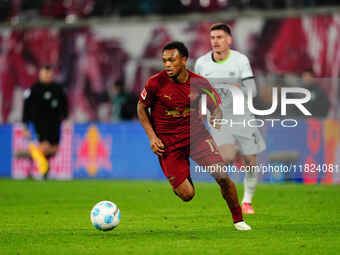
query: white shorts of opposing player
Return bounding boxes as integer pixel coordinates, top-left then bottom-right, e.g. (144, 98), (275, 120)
(209, 114), (266, 156)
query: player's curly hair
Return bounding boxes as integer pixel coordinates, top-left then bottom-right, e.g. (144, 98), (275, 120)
(162, 41), (189, 59)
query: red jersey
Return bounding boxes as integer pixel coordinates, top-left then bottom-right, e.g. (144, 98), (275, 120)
(139, 70), (220, 151)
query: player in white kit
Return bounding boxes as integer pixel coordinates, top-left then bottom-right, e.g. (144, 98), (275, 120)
(195, 23), (266, 214)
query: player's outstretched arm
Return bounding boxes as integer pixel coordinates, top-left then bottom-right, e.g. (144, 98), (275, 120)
(137, 101), (165, 156)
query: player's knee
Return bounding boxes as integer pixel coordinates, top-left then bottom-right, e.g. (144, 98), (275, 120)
(215, 176), (232, 188)
(244, 155), (256, 166)
(39, 147), (49, 155)
(46, 146), (59, 158)
(174, 178), (195, 202)
(180, 190), (195, 202)
(219, 154), (235, 165)
(176, 188), (195, 202)
(218, 146), (237, 164)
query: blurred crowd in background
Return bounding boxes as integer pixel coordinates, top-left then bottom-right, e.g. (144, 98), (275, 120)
(0, 1), (339, 124)
(0, 0), (339, 21)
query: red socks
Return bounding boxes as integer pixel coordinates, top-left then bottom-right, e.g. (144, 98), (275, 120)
(230, 205), (243, 223)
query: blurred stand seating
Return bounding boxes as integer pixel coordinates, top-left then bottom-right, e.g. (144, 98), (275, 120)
(1, 0), (340, 22)
(0, 1), (338, 123)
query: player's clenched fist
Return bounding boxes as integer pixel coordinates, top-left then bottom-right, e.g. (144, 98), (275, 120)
(150, 136), (165, 156)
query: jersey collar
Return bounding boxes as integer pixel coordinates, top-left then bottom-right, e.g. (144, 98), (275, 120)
(211, 49), (231, 64)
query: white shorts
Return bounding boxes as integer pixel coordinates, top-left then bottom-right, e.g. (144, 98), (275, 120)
(210, 126), (266, 155)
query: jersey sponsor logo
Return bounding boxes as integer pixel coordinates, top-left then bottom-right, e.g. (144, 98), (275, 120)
(166, 107), (191, 117)
(141, 88), (147, 100)
(163, 95), (172, 100)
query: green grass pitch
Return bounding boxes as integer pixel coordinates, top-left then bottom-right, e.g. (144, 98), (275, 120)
(1, 179), (340, 255)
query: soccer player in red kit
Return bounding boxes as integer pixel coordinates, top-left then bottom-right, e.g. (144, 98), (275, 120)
(137, 41), (251, 230)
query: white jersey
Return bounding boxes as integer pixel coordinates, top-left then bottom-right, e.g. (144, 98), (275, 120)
(195, 49), (256, 138)
(195, 50), (253, 80)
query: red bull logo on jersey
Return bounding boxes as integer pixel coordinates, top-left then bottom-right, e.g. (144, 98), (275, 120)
(75, 125), (112, 177)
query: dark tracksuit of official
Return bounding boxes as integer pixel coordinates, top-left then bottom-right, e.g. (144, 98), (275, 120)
(23, 81), (69, 145)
